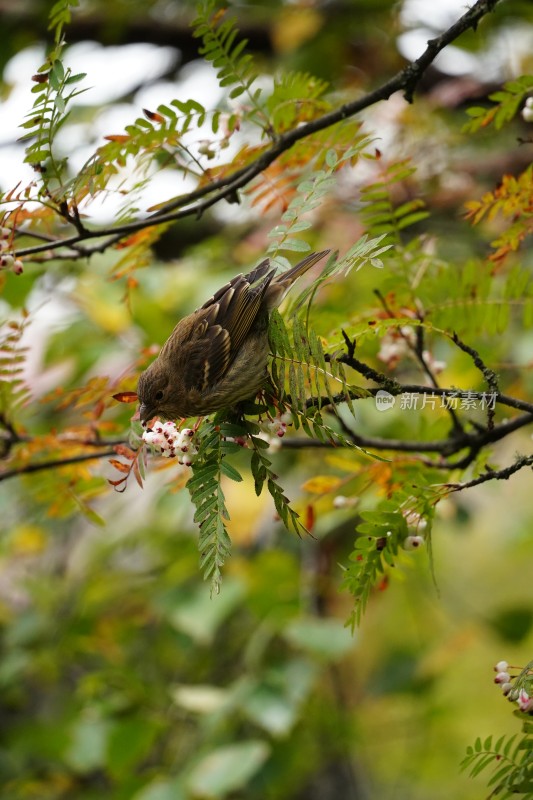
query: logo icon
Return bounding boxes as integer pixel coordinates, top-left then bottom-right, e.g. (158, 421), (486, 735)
(375, 390), (396, 412)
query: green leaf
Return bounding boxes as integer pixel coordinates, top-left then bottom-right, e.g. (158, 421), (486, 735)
(187, 741), (271, 797)
(219, 459), (243, 482)
(133, 779), (186, 800)
(65, 716), (110, 773)
(24, 149), (50, 164)
(107, 718), (160, 778)
(279, 238), (311, 253)
(168, 579), (246, 644)
(325, 149), (338, 168)
(65, 71), (87, 85)
(284, 617), (355, 659)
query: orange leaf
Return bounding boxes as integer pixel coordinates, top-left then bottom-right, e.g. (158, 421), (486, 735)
(108, 477), (127, 491)
(115, 229), (156, 249)
(112, 391), (138, 403)
(109, 459), (131, 473)
(301, 475), (343, 494)
(132, 457), (144, 488)
(113, 444), (136, 459)
(104, 134), (130, 143)
(143, 108), (164, 123)
(211, 7), (227, 25)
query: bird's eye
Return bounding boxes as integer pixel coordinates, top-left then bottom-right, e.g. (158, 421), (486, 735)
(155, 390), (164, 401)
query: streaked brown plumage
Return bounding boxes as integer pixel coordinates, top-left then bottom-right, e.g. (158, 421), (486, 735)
(137, 250), (330, 424)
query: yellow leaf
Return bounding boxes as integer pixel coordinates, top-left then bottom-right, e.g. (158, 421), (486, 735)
(301, 475), (343, 494)
(77, 280), (130, 334)
(325, 453), (364, 473)
(272, 8), (323, 54)
(10, 524), (47, 555)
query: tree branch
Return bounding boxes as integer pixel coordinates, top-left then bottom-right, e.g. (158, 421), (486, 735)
(0, 449), (117, 482)
(442, 454), (533, 493)
(11, 0), (503, 262)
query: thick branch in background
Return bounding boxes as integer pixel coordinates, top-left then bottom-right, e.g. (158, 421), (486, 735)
(10, 0), (503, 261)
(2, 383), (532, 482)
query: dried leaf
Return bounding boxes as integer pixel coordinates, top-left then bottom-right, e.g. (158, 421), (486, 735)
(112, 391), (138, 403)
(108, 459), (131, 474)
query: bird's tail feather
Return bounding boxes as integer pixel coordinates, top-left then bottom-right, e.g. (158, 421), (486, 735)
(265, 249), (330, 308)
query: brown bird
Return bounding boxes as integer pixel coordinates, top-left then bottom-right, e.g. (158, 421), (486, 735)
(137, 249), (330, 424)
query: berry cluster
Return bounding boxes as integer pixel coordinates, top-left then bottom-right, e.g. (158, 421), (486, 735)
(142, 421), (198, 465)
(377, 326), (446, 374)
(265, 412), (292, 438)
(252, 412), (294, 451)
(0, 228), (23, 274)
(494, 660), (533, 714)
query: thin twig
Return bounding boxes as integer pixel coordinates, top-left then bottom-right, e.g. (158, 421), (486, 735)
(450, 331), (499, 429)
(373, 290), (465, 434)
(0, 449), (117, 482)
(442, 454), (533, 493)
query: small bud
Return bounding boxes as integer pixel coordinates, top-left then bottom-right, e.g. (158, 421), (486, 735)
(494, 660), (509, 673)
(522, 105), (533, 123)
(12, 260), (23, 275)
(517, 689), (532, 712)
(501, 682), (513, 696)
(494, 671), (511, 685)
(403, 535), (424, 550)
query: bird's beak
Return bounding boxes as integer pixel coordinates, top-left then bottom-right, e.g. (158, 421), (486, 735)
(139, 403), (152, 427)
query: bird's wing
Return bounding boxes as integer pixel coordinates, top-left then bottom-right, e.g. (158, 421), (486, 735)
(204, 264), (275, 351)
(178, 321), (232, 392)
(169, 260), (275, 391)
(200, 259), (272, 312)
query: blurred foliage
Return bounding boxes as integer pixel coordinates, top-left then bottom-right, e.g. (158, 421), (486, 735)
(0, 0), (533, 798)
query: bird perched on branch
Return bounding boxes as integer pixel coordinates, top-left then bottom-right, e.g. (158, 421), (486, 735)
(137, 249), (330, 424)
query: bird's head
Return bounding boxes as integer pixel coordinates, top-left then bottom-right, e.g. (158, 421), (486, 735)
(137, 360), (174, 426)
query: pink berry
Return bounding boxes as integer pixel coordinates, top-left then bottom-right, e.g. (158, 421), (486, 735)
(494, 671), (511, 685)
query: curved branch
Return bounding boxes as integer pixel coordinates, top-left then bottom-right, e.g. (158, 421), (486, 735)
(3, 400), (531, 483)
(443, 454), (533, 492)
(0, 449), (117, 482)
(13, 0), (502, 261)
